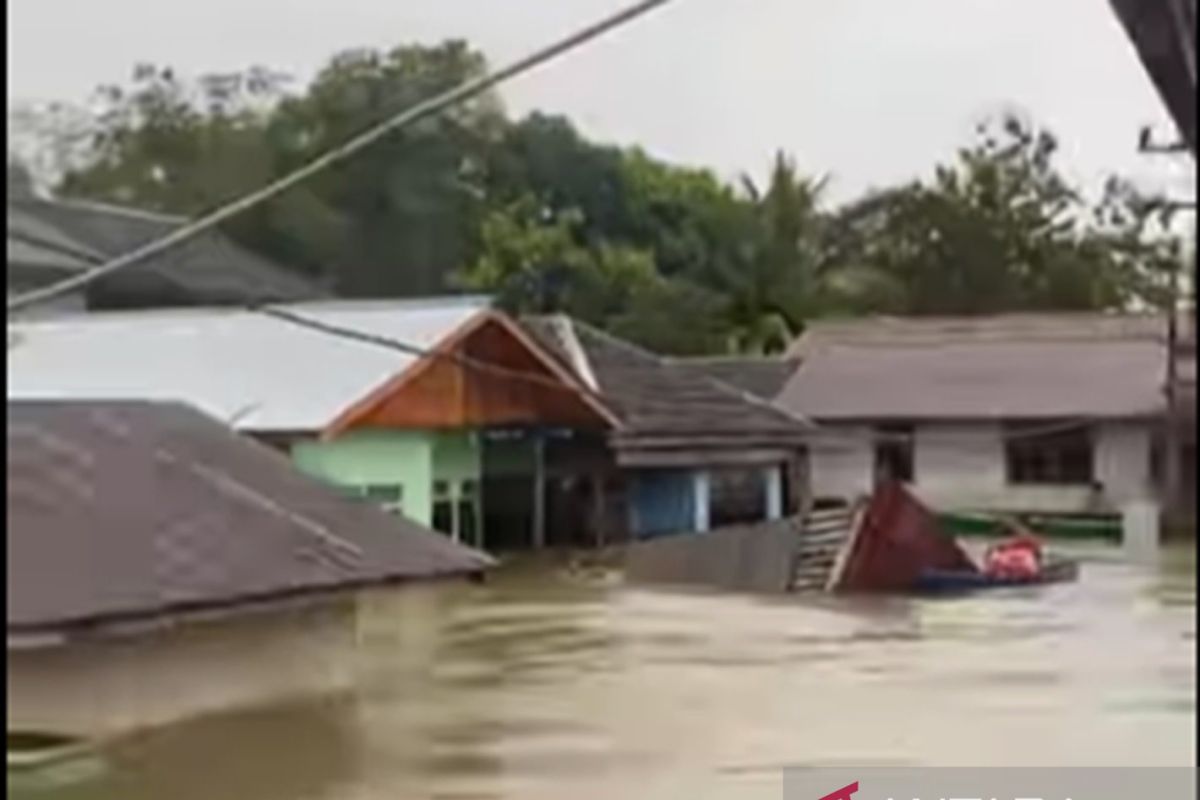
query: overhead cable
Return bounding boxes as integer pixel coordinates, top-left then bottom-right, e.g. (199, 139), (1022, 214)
(5, 0), (678, 314)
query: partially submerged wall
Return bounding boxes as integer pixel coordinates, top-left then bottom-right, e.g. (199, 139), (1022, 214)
(622, 518), (801, 593)
(7, 597), (360, 739)
(810, 421), (1157, 514)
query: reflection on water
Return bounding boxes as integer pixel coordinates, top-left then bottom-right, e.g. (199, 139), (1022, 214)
(11, 542), (1195, 800)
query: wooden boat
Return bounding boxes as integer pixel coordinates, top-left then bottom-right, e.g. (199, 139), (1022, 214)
(912, 554), (1080, 594)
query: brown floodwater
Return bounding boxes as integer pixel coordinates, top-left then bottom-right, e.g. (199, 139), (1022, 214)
(11, 541), (1195, 800)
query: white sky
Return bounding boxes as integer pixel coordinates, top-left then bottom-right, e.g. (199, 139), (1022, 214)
(6, 0), (1193, 203)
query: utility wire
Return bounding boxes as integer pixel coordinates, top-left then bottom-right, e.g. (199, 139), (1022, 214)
(253, 304), (610, 401)
(5, 0), (679, 314)
(253, 304), (1108, 446)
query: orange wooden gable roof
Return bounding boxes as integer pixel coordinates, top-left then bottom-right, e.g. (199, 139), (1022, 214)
(323, 311), (619, 438)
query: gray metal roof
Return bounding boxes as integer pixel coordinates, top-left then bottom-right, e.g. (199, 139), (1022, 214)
(7, 195), (322, 305)
(778, 314), (1171, 421)
(7, 400), (492, 637)
(8, 297), (491, 433)
(522, 316), (811, 448)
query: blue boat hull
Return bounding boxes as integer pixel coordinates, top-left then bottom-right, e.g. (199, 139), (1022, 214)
(913, 557), (1079, 594)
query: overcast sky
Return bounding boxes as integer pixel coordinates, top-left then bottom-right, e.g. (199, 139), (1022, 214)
(6, 0), (1192, 202)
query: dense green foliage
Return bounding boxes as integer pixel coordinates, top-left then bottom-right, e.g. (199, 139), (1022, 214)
(11, 41), (1186, 354)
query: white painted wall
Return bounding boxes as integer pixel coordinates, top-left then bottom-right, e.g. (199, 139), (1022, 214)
(1094, 422), (1155, 506)
(809, 426), (874, 502)
(7, 597), (363, 738)
(808, 420), (1157, 514)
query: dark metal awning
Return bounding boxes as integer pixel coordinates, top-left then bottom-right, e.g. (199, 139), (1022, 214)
(1109, 0), (1197, 154)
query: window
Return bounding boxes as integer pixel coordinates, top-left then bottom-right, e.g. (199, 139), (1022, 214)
(1005, 423), (1094, 485)
(458, 497), (479, 548)
(432, 500), (454, 536)
(873, 424), (914, 484)
(361, 484), (404, 514)
(709, 468), (767, 528)
(336, 484), (405, 514)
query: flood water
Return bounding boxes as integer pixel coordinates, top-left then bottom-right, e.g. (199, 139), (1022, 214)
(12, 541), (1195, 800)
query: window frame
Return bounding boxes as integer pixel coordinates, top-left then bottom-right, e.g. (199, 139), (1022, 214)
(1004, 421), (1095, 486)
(873, 423), (915, 485)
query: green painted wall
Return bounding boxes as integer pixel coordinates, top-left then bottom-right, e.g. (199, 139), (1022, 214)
(291, 430), (434, 525)
(433, 432), (482, 486)
(290, 429), (483, 532)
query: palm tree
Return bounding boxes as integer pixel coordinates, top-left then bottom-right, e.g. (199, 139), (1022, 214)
(720, 151), (828, 354)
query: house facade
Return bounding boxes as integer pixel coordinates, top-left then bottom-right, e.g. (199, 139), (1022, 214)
(6, 297), (614, 551)
(773, 314), (1175, 516)
(7, 400), (490, 739)
(521, 316), (812, 544)
(10, 299), (812, 552)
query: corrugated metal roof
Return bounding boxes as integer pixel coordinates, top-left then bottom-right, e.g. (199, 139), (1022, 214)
(778, 314), (1170, 421)
(7, 298), (491, 432)
(7, 400), (492, 636)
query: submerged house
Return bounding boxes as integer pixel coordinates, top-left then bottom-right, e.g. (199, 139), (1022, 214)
(8, 300), (813, 551)
(773, 313), (1179, 515)
(7, 400), (490, 739)
(521, 316), (812, 542)
(7, 166), (320, 317)
(6, 298), (613, 551)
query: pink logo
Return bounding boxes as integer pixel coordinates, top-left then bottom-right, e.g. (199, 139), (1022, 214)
(819, 782), (859, 800)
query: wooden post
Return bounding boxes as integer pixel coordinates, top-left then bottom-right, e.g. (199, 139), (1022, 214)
(591, 472), (606, 549)
(532, 434), (546, 549)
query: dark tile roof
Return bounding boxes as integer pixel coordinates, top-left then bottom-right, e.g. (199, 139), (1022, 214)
(521, 316), (810, 449)
(7, 401), (492, 636)
(668, 356), (799, 401)
(7, 195), (323, 305)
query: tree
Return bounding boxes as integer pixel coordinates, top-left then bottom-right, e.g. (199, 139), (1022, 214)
(49, 43), (505, 293)
(19, 43), (1185, 354)
(715, 152), (828, 353)
(458, 195), (658, 325)
(821, 114), (1176, 315)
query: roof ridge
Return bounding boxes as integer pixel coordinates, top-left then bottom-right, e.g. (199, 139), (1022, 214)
(8, 296), (493, 327)
(667, 354), (796, 364)
(546, 315), (600, 392)
(567, 317), (813, 429)
(37, 195), (187, 225)
(7, 226), (104, 264)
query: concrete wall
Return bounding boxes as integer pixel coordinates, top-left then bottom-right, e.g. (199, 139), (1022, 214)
(622, 517), (801, 593)
(432, 431), (482, 488)
(1095, 422), (1155, 506)
(293, 430), (433, 524)
(809, 426), (875, 502)
(7, 598), (359, 739)
(809, 421), (1156, 514)
(291, 429), (483, 529)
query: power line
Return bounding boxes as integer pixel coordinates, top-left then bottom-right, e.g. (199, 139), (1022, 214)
(253, 304), (611, 401)
(5, 0), (679, 314)
(255, 304), (1110, 446)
